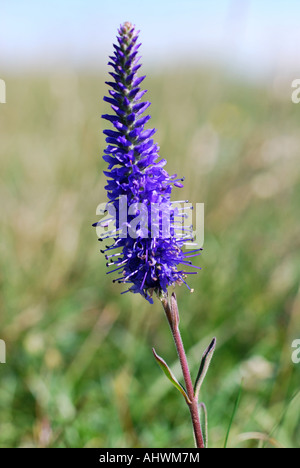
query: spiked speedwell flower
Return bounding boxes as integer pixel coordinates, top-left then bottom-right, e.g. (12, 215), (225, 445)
(95, 22), (201, 303)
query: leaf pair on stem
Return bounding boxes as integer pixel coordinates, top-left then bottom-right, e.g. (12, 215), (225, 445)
(152, 293), (216, 448)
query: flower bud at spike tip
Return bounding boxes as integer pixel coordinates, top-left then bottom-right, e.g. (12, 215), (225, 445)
(96, 23), (202, 303)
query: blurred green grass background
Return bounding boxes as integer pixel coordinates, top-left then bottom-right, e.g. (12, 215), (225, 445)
(0, 68), (299, 448)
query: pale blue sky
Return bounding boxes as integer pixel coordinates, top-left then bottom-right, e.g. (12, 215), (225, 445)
(1, 0), (300, 77)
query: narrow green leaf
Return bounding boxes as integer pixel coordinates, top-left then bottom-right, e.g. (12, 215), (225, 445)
(199, 403), (208, 448)
(224, 381), (243, 448)
(152, 348), (191, 404)
(194, 338), (216, 401)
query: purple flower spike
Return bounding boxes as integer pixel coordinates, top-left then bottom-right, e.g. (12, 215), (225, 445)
(96, 22), (201, 303)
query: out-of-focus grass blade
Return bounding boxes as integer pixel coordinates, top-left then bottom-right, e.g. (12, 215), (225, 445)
(237, 432), (284, 448)
(152, 348), (191, 405)
(224, 380), (243, 448)
(262, 390), (300, 449)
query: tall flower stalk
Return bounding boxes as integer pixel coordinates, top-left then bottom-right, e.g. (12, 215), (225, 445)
(95, 22), (216, 448)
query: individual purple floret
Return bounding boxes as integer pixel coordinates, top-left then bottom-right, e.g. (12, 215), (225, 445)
(94, 22), (201, 303)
